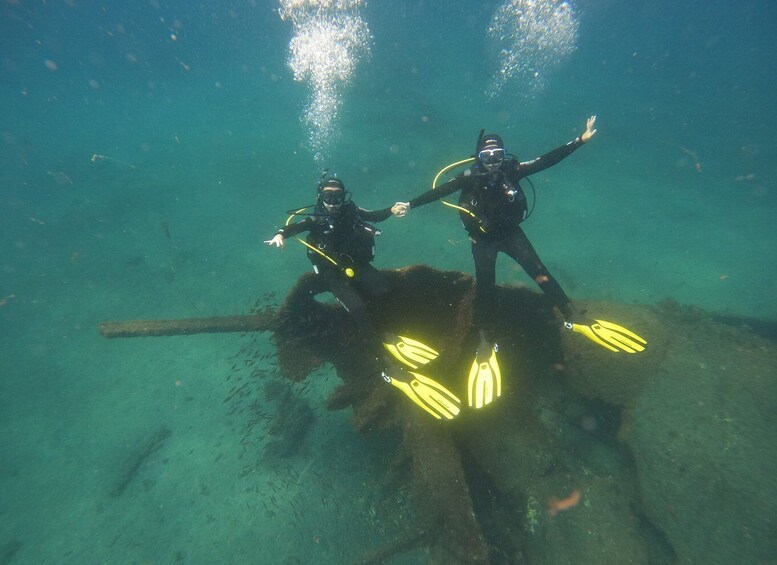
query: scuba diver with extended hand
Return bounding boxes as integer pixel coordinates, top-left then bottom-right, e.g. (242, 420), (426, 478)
(266, 172), (462, 420)
(392, 116), (646, 410)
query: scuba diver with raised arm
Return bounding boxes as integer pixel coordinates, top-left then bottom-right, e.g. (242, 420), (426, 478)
(392, 116), (646, 410)
(266, 172), (462, 420)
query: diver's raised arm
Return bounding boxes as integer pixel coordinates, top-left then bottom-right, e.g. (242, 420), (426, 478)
(516, 117), (596, 176)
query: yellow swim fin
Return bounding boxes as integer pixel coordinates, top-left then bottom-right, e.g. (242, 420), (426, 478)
(383, 334), (439, 369)
(382, 365), (461, 420)
(565, 319), (647, 353)
(467, 332), (502, 409)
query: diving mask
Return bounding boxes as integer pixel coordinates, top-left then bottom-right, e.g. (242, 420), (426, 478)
(478, 148), (505, 166)
(321, 188), (346, 211)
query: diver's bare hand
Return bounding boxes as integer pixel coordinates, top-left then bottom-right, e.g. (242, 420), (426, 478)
(391, 202), (409, 217)
(581, 115), (597, 143)
(264, 234), (285, 248)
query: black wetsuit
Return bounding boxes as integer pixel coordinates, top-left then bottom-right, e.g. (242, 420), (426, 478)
(277, 201), (393, 335)
(407, 137), (586, 331)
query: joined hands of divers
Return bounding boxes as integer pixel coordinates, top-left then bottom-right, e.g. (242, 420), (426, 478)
(391, 202), (409, 217)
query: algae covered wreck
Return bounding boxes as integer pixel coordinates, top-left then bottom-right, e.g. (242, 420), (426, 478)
(101, 265), (777, 563)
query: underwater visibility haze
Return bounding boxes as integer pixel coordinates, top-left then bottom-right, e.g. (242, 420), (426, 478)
(0, 0), (776, 563)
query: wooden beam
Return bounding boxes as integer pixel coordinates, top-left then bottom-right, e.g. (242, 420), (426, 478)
(98, 312), (276, 338)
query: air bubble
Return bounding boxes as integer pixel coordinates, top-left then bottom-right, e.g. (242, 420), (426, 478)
(279, 0), (371, 161)
(486, 0), (579, 98)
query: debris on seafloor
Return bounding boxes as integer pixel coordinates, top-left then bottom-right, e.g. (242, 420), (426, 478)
(111, 426), (172, 497)
(546, 489), (581, 517)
